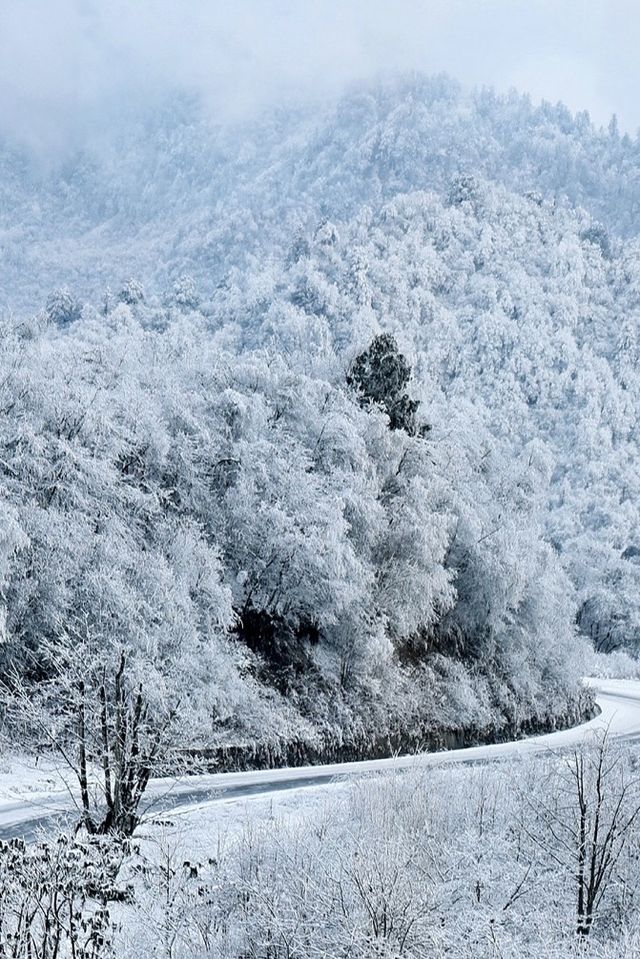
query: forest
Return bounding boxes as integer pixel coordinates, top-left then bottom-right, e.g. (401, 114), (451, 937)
(2, 76), (640, 755)
(1, 63), (640, 956)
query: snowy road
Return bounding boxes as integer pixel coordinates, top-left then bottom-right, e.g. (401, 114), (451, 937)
(1, 677), (639, 842)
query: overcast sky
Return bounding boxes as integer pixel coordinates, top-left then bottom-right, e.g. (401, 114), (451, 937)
(0, 0), (638, 153)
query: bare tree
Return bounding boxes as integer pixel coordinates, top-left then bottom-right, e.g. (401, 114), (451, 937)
(2, 633), (180, 838)
(525, 732), (640, 937)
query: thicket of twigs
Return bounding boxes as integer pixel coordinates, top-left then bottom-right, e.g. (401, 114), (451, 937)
(3, 733), (639, 958)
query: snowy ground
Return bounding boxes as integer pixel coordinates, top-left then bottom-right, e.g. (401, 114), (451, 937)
(135, 677), (640, 862)
(1, 677), (639, 842)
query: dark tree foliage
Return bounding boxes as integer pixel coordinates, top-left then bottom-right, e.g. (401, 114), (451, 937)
(235, 607), (319, 695)
(580, 223), (612, 259)
(347, 333), (419, 435)
(287, 232), (311, 264)
(117, 278), (145, 306)
(45, 287), (82, 326)
(447, 173), (482, 208)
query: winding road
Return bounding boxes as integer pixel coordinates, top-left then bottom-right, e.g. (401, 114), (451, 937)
(1, 677), (639, 842)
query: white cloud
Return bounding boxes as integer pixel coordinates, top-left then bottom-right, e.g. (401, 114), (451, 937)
(0, 0), (637, 154)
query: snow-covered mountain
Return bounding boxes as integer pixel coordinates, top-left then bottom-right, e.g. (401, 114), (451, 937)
(2, 74), (640, 314)
(2, 73), (639, 758)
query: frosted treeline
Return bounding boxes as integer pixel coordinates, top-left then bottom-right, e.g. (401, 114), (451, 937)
(1, 75), (638, 665)
(223, 177), (640, 657)
(0, 284), (586, 757)
(2, 65), (639, 959)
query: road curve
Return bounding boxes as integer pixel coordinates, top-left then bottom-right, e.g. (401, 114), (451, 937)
(1, 677), (639, 842)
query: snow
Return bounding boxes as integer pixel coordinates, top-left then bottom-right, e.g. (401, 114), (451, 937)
(2, 677), (638, 840)
(148, 678), (640, 821)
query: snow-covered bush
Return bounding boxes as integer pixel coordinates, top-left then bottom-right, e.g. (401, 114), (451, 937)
(111, 740), (640, 957)
(0, 834), (127, 958)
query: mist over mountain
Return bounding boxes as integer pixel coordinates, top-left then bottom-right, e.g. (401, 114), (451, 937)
(2, 74), (640, 317)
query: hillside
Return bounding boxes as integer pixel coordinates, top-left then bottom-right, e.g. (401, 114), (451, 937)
(3, 73), (640, 761)
(2, 74), (640, 314)
(219, 174), (640, 655)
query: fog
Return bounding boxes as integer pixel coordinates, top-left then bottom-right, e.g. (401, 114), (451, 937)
(0, 0), (638, 154)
